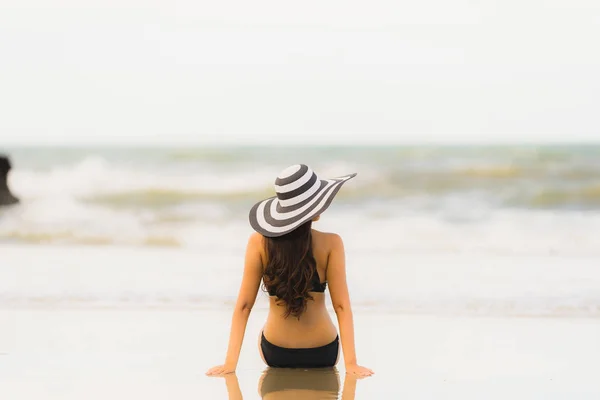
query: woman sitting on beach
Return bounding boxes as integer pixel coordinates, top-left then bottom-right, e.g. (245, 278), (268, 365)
(206, 164), (373, 377)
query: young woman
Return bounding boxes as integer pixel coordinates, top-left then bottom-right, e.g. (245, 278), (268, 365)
(206, 164), (373, 377)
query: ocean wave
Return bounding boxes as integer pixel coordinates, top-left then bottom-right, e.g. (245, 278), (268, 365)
(2, 207), (600, 256)
(73, 180), (600, 210)
(82, 188), (274, 208)
(455, 165), (523, 178)
(3, 148), (600, 253)
(525, 185), (600, 208)
(167, 149), (253, 162)
(0, 230), (182, 247)
(7, 154), (600, 208)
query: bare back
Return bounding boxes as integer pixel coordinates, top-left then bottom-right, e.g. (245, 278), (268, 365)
(261, 229), (339, 348)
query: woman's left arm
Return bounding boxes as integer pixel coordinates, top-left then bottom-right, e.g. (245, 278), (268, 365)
(206, 232), (264, 376)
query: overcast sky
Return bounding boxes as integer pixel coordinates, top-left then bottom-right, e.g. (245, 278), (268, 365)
(1, 0), (599, 146)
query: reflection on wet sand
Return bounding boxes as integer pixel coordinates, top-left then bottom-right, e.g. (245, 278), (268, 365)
(223, 367), (360, 400)
(259, 367), (340, 399)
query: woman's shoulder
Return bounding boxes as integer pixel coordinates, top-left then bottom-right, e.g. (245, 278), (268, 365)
(311, 229), (344, 248)
(247, 232), (267, 267)
(248, 231), (265, 246)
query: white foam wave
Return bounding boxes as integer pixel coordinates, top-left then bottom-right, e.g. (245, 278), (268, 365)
(2, 199), (600, 255)
(3, 155), (600, 256)
(9, 156), (276, 198)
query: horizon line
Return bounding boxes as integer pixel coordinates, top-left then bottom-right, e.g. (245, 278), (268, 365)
(2, 140), (600, 149)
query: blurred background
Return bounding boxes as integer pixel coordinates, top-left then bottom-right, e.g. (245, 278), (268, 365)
(1, 1), (600, 317)
(2, 145), (600, 254)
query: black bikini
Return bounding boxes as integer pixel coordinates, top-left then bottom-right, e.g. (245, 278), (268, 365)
(261, 271), (339, 368)
(261, 333), (339, 368)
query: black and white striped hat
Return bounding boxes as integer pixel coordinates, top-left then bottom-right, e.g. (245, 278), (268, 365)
(249, 164), (356, 237)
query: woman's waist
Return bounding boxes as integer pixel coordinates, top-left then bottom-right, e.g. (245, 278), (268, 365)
(263, 310), (337, 348)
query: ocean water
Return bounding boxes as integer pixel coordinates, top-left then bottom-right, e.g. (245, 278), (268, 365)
(3, 145), (600, 253)
(1, 145), (600, 317)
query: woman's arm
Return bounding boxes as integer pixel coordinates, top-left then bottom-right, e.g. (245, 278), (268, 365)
(326, 234), (374, 377)
(206, 233), (264, 376)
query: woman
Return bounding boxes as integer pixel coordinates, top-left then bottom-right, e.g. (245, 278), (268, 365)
(206, 164), (373, 377)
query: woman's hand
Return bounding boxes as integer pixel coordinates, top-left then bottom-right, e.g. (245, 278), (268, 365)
(205, 364), (236, 376)
(345, 363), (374, 378)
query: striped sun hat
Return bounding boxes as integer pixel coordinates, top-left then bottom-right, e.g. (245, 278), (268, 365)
(249, 164), (356, 237)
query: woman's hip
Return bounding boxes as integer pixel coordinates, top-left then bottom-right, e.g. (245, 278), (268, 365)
(259, 331), (340, 369)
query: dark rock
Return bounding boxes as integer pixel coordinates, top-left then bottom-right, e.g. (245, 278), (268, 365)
(0, 155), (20, 206)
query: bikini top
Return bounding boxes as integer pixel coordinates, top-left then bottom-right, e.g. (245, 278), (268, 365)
(266, 271), (327, 296)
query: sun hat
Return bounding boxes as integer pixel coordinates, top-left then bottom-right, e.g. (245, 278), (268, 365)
(249, 164), (356, 237)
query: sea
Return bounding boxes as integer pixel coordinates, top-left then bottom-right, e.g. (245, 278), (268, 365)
(1, 145), (600, 317)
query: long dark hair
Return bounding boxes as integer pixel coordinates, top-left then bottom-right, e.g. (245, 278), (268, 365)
(262, 220), (317, 319)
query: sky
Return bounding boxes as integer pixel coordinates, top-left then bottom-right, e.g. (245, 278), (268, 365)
(1, 0), (599, 146)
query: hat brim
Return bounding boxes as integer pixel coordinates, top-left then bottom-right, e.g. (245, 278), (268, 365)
(249, 173), (356, 237)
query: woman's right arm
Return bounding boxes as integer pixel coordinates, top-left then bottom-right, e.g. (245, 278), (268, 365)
(326, 234), (374, 377)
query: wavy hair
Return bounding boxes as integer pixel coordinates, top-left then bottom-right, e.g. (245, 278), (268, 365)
(262, 220), (317, 319)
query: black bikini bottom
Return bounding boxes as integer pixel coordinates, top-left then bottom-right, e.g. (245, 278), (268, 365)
(260, 333), (339, 368)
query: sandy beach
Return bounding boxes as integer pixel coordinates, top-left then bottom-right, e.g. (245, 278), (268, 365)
(2, 144), (600, 398)
(2, 244), (600, 398)
(2, 307), (599, 399)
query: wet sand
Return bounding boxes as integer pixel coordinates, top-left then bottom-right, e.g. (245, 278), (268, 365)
(1, 308), (600, 399)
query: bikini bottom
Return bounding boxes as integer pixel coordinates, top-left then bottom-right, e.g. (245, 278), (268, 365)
(260, 333), (339, 368)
